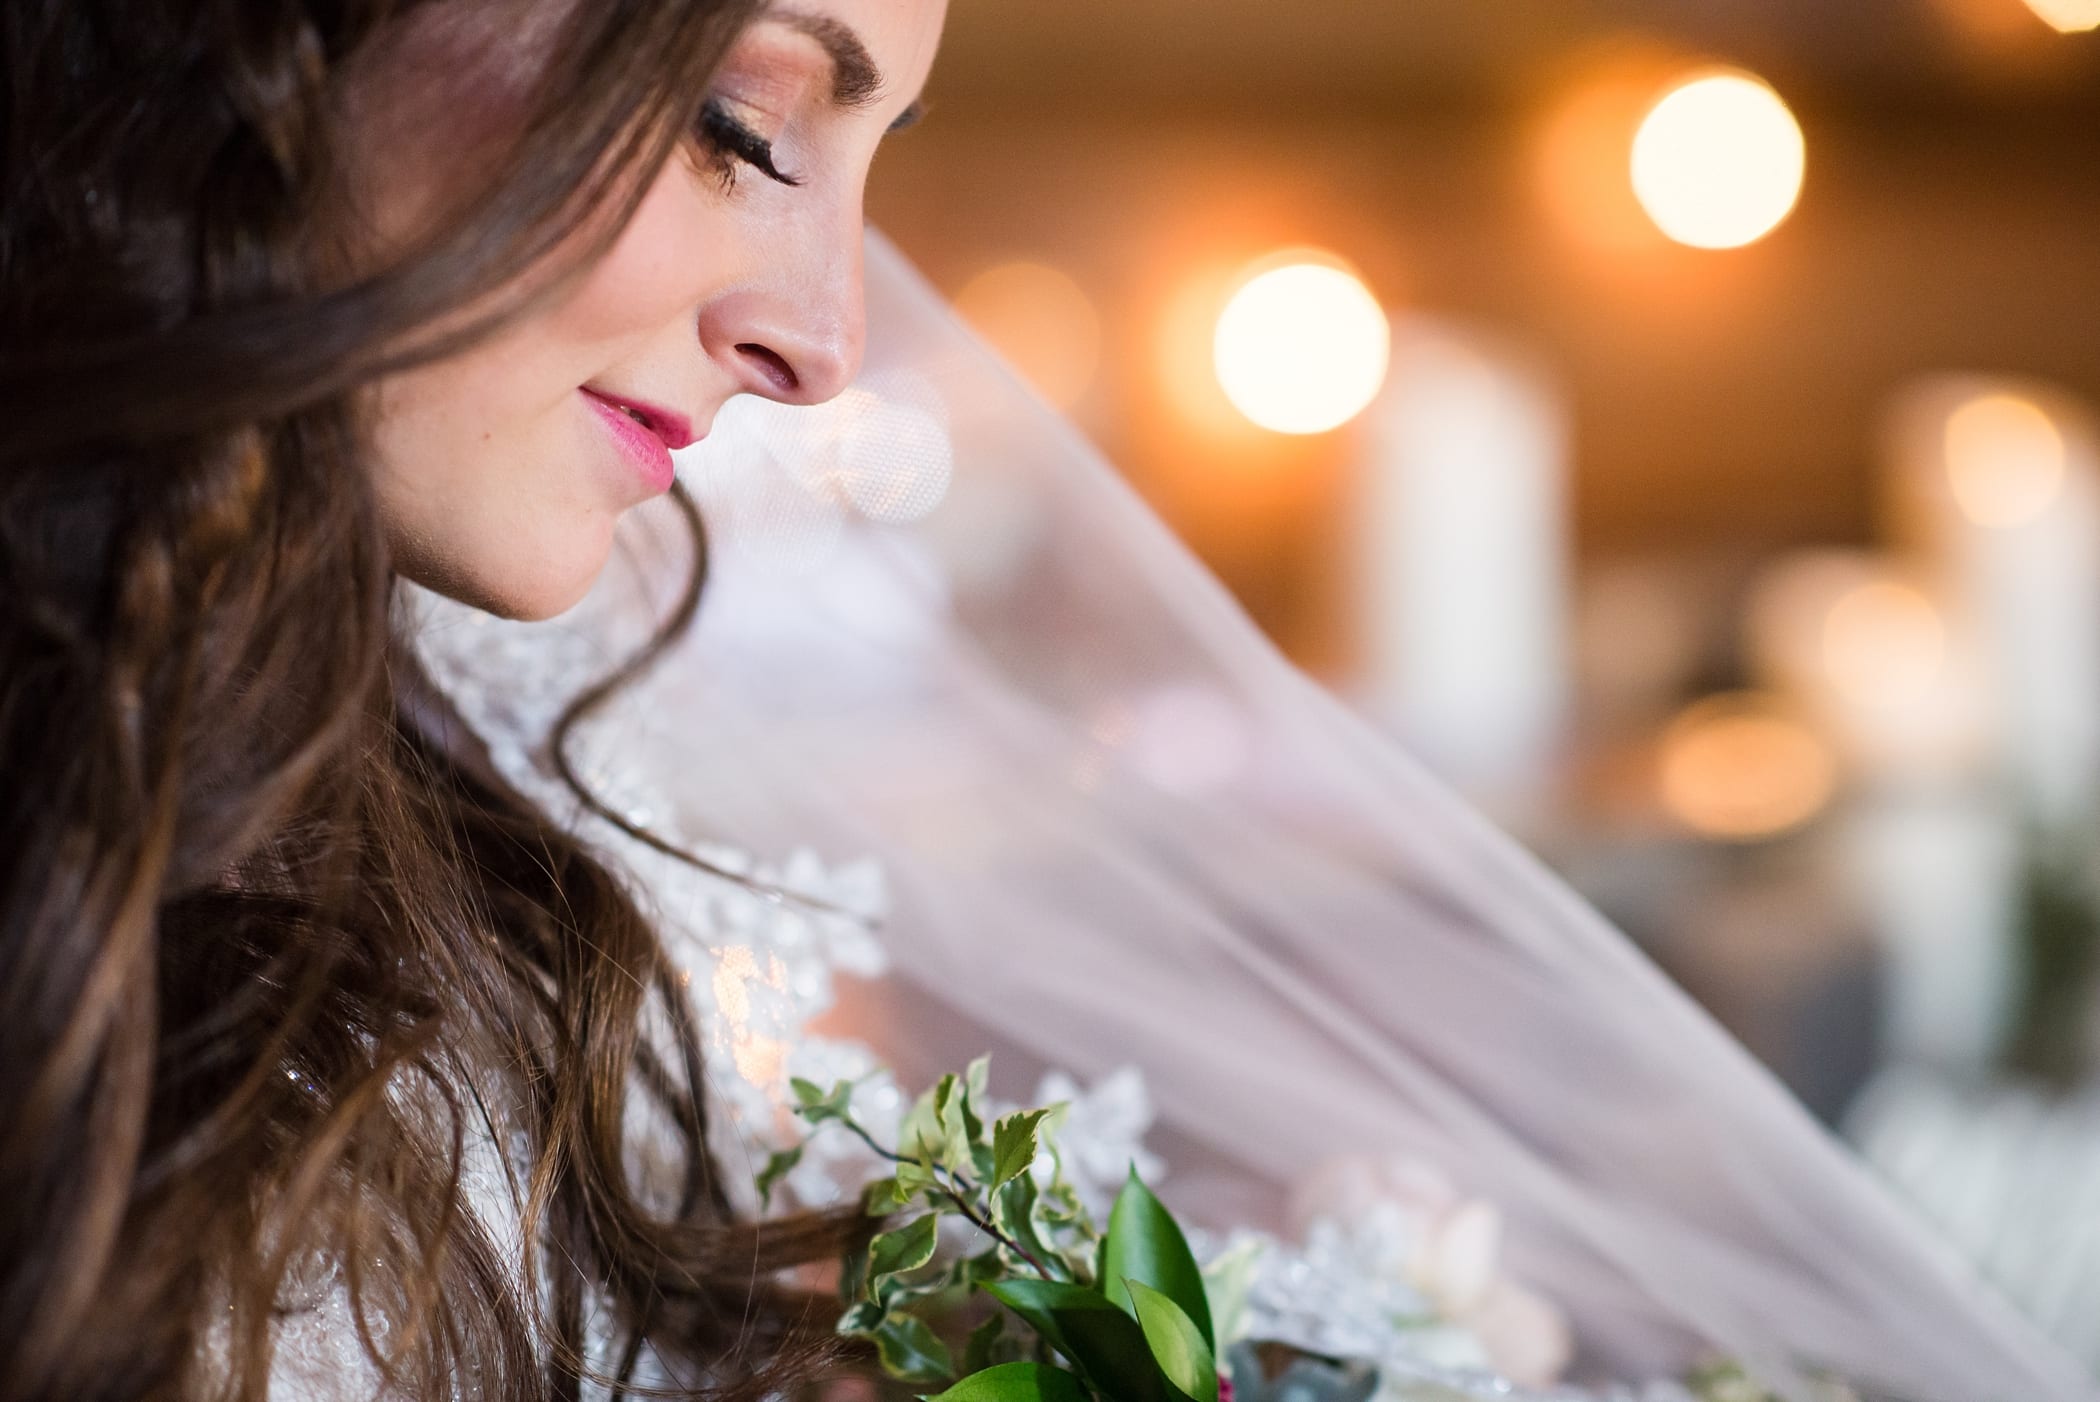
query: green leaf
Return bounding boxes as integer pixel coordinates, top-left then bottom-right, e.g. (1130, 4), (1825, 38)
(1099, 1168), (1213, 1348)
(984, 1279), (1098, 1361)
(901, 1078), (972, 1169)
(894, 1158), (944, 1208)
(920, 1362), (1089, 1402)
(961, 1058), (997, 1180)
(932, 1072), (961, 1127)
(993, 1173), (1063, 1281)
(964, 1310), (1008, 1373)
(867, 1212), (942, 1294)
(839, 1298), (887, 1335)
(872, 1313), (955, 1384)
(991, 1109), (1053, 1192)
(863, 1174), (907, 1213)
(986, 1280), (1162, 1402)
(934, 1073), (978, 1170)
(1127, 1280), (1218, 1402)
(754, 1144), (803, 1207)
(1056, 1300), (1167, 1402)
(959, 1056), (990, 1143)
(791, 1076), (855, 1125)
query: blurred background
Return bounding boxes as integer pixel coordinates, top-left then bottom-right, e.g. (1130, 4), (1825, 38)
(866, 0), (2100, 1371)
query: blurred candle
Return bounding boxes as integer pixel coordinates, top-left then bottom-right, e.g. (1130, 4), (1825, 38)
(1350, 317), (1569, 803)
(1844, 792), (2018, 1070)
(1884, 377), (2100, 828)
(1747, 549), (2010, 1072)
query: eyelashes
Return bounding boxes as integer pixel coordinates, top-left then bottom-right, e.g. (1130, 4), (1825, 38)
(695, 98), (801, 188)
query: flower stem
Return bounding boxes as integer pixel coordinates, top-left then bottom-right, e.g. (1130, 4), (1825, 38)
(836, 1118), (1057, 1279)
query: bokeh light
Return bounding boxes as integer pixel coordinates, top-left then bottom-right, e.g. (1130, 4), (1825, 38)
(1943, 392), (2066, 528)
(1630, 71), (1806, 250)
(1659, 693), (1836, 840)
(1822, 580), (1948, 712)
(1213, 256), (1391, 435)
(955, 261), (1102, 408)
(2022, 0), (2100, 32)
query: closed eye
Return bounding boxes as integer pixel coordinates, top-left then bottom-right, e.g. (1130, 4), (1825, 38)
(696, 98), (801, 187)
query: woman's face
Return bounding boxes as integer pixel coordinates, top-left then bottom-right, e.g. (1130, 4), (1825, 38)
(355, 0), (947, 619)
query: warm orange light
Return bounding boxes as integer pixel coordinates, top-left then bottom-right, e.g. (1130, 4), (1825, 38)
(1213, 255), (1390, 435)
(1659, 693), (1835, 840)
(1822, 581), (1947, 712)
(1631, 71), (1805, 249)
(1943, 392), (2066, 528)
(710, 945), (791, 1093)
(2022, 0), (2100, 31)
(955, 261), (1102, 409)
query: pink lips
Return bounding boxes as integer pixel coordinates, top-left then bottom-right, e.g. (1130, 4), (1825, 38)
(580, 388), (697, 494)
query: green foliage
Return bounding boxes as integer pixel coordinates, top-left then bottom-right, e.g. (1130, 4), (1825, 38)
(983, 1279), (1155, 1401)
(759, 1056), (1229, 1402)
(993, 1109), (1055, 1192)
(1099, 1168), (1215, 1350)
(755, 1143), (803, 1208)
(868, 1213), (943, 1301)
(874, 1314), (956, 1384)
(791, 1076), (856, 1124)
(1127, 1282), (1218, 1402)
(923, 1362), (1092, 1402)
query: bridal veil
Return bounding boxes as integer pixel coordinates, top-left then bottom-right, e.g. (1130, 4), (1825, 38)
(413, 233), (2091, 1402)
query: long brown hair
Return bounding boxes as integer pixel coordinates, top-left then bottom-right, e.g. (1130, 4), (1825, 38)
(0, 2), (861, 1397)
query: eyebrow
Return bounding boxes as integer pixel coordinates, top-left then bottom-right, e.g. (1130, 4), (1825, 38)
(760, 8), (928, 133)
(764, 8), (887, 109)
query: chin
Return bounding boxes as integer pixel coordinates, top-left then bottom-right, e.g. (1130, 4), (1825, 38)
(400, 521), (617, 623)
(481, 570), (601, 623)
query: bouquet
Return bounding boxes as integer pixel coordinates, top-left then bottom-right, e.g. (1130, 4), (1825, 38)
(759, 1061), (1855, 1402)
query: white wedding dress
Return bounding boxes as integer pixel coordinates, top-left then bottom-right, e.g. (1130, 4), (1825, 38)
(266, 233), (2092, 1402)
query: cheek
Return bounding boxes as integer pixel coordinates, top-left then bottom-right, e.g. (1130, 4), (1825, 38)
(543, 171), (729, 345)
(360, 163), (735, 620)
(362, 299), (632, 619)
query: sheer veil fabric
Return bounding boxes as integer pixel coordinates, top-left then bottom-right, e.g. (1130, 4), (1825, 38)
(412, 233), (2090, 1402)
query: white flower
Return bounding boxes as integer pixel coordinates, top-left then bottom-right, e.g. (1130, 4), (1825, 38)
(1466, 1279), (1576, 1391)
(1289, 1152), (1572, 1388)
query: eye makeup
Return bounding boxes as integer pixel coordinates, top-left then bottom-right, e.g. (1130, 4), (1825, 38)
(695, 97), (800, 187)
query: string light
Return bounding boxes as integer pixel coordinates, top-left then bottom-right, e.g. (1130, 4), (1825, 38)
(1213, 255), (1391, 435)
(1631, 70), (1805, 250)
(1943, 392), (2066, 529)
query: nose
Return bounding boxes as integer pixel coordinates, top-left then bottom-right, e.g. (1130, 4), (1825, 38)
(703, 223), (866, 407)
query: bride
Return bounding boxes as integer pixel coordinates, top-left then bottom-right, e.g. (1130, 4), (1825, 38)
(0, 2), (2086, 1400)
